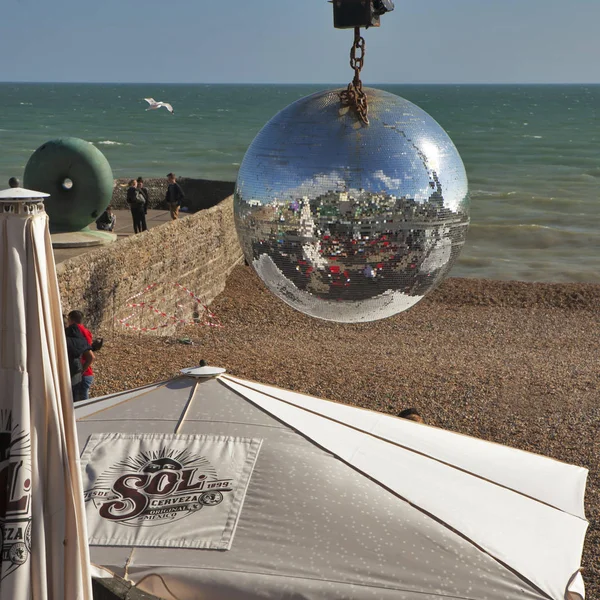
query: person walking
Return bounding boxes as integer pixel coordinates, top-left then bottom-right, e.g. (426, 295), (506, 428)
(165, 173), (185, 220)
(126, 179), (147, 233)
(67, 310), (96, 401)
(137, 177), (150, 216)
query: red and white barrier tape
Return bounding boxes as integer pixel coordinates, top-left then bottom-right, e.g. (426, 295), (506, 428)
(124, 283), (159, 304)
(116, 281), (223, 330)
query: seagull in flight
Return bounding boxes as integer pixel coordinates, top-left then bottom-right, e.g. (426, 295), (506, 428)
(144, 98), (174, 114)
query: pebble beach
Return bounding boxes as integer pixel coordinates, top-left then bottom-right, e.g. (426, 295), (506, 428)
(91, 264), (600, 596)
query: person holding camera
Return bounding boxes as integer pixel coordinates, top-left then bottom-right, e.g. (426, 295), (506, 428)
(67, 310), (99, 401)
(64, 322), (93, 401)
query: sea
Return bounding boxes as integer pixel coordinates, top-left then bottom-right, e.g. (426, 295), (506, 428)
(0, 83), (598, 283)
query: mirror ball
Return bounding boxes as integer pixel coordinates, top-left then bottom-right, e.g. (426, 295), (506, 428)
(234, 88), (470, 323)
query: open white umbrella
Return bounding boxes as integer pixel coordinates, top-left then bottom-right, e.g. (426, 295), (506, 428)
(0, 188), (92, 599)
(75, 367), (588, 600)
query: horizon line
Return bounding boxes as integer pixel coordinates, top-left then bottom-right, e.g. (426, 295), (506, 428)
(1, 81), (600, 86)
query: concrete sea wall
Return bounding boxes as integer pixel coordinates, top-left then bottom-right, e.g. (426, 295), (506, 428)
(57, 195), (243, 333)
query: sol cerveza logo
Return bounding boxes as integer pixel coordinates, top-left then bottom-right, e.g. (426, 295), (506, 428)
(0, 409), (32, 579)
(84, 449), (233, 527)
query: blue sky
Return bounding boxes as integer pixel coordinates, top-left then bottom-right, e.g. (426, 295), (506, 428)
(2, 0), (599, 83)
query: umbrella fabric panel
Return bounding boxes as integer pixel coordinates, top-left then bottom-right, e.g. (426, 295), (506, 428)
(76, 375), (285, 457)
(77, 378), (196, 455)
(75, 381), (170, 420)
(79, 379), (195, 423)
(182, 377), (292, 429)
(224, 378), (585, 600)
(0, 208), (92, 599)
(123, 431), (546, 600)
(222, 376), (587, 519)
(127, 566), (538, 600)
(77, 376), (288, 431)
(79, 378), (546, 600)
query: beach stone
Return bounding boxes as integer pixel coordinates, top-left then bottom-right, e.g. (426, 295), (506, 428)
(24, 137), (113, 233)
(234, 88), (470, 322)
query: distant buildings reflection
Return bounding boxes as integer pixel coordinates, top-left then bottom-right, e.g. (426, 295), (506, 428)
(236, 187), (468, 303)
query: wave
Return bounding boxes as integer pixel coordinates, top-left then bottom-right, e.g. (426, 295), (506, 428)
(207, 149), (233, 156)
(581, 167), (600, 178)
(466, 222), (598, 249)
(96, 140), (124, 146)
(516, 224), (556, 231)
(470, 223), (578, 234)
(470, 189), (519, 198)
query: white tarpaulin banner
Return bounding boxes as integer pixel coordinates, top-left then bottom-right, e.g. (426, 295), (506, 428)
(81, 433), (262, 550)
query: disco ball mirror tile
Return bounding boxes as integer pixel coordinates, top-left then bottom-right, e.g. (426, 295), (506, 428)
(234, 88), (469, 323)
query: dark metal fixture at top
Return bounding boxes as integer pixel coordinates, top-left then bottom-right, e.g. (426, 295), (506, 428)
(332, 0), (395, 29)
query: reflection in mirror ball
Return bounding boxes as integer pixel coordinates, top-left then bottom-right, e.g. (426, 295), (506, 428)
(234, 88), (470, 323)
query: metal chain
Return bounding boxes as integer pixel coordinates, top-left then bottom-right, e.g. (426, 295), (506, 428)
(339, 27), (369, 125)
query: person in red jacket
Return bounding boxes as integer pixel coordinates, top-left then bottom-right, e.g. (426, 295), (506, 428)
(64, 322), (93, 401)
(67, 310), (95, 400)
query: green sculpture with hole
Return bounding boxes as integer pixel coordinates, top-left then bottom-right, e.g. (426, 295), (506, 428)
(24, 137), (113, 233)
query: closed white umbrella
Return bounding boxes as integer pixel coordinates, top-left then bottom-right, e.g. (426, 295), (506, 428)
(0, 188), (92, 599)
